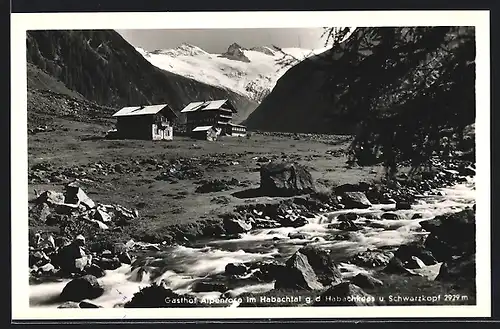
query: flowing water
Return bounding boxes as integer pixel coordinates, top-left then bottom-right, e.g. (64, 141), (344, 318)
(29, 178), (475, 308)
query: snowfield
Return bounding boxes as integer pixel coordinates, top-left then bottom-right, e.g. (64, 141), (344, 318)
(136, 43), (330, 102)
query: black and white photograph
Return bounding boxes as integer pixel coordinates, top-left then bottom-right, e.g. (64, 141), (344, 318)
(11, 11), (490, 320)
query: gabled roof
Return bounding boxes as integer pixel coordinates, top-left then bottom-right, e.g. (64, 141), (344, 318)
(192, 125), (215, 132)
(112, 104), (178, 118)
(180, 99), (237, 113)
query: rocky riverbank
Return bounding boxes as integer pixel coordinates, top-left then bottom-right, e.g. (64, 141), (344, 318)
(28, 154), (476, 308)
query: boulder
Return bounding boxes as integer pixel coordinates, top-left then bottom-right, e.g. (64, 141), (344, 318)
(396, 201), (412, 210)
(118, 252), (132, 265)
(381, 212), (404, 220)
(337, 213), (359, 221)
(36, 190), (65, 205)
(225, 263), (248, 276)
(60, 275), (104, 302)
(64, 183), (96, 209)
(96, 257), (121, 270)
(260, 162), (315, 196)
(350, 250), (394, 268)
(351, 273), (383, 289)
(288, 232), (310, 240)
(297, 246), (343, 286)
(191, 281), (228, 293)
(58, 301), (80, 308)
(420, 209), (475, 261)
(85, 264), (106, 278)
(337, 220), (362, 231)
(404, 256), (426, 269)
(95, 209), (112, 222)
(435, 253), (475, 282)
(394, 243), (437, 266)
(340, 192), (372, 209)
(222, 213), (252, 234)
(79, 301), (102, 308)
(382, 257), (420, 276)
(274, 252), (323, 290)
(56, 242), (88, 274)
(315, 282), (376, 306)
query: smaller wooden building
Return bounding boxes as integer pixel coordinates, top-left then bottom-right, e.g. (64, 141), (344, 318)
(191, 125), (222, 141)
(112, 104), (178, 141)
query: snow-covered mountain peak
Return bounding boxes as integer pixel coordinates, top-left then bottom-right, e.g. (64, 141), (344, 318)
(151, 43), (209, 57)
(136, 42), (330, 102)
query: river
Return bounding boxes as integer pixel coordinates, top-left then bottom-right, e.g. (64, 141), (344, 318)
(29, 177), (475, 308)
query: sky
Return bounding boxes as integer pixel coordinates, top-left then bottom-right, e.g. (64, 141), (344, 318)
(116, 28), (331, 53)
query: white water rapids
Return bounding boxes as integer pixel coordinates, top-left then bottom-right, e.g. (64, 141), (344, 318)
(29, 178), (475, 308)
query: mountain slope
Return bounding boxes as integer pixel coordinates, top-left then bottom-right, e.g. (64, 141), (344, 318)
(136, 43), (329, 103)
(244, 46), (358, 134)
(26, 30), (258, 123)
(245, 27), (474, 135)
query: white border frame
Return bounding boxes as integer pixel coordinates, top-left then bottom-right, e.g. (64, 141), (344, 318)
(11, 10), (491, 320)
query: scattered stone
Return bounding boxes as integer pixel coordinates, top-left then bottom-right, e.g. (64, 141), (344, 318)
(396, 201), (412, 210)
(64, 183), (96, 209)
(58, 301), (80, 308)
(85, 264), (106, 278)
(435, 253), (475, 282)
(260, 162), (316, 196)
(383, 257), (420, 276)
(412, 213), (423, 219)
(337, 213), (359, 221)
(381, 212), (404, 220)
(191, 281), (228, 293)
(221, 213), (252, 234)
(79, 301), (102, 308)
(275, 252), (323, 290)
(351, 250), (394, 268)
(96, 257), (121, 270)
(315, 282), (376, 306)
(118, 252), (132, 265)
(297, 246), (343, 286)
(350, 273), (383, 289)
(394, 243), (437, 266)
(340, 192), (372, 209)
(225, 263), (248, 276)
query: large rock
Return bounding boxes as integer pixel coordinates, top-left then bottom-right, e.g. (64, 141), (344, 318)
(225, 263), (248, 276)
(60, 275), (104, 302)
(315, 282), (376, 306)
(382, 257), (420, 276)
(350, 249), (394, 268)
(297, 246), (343, 285)
(64, 183), (96, 209)
(222, 213), (252, 234)
(274, 252), (323, 290)
(351, 273), (383, 289)
(394, 243), (437, 266)
(95, 257), (121, 270)
(260, 162), (315, 196)
(56, 242), (88, 274)
(420, 209), (475, 261)
(340, 192), (372, 209)
(191, 281), (228, 293)
(36, 190), (65, 205)
(435, 253), (475, 282)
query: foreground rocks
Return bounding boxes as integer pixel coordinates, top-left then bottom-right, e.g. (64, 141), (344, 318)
(274, 246), (343, 290)
(315, 282), (376, 306)
(60, 275), (104, 302)
(420, 209), (475, 261)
